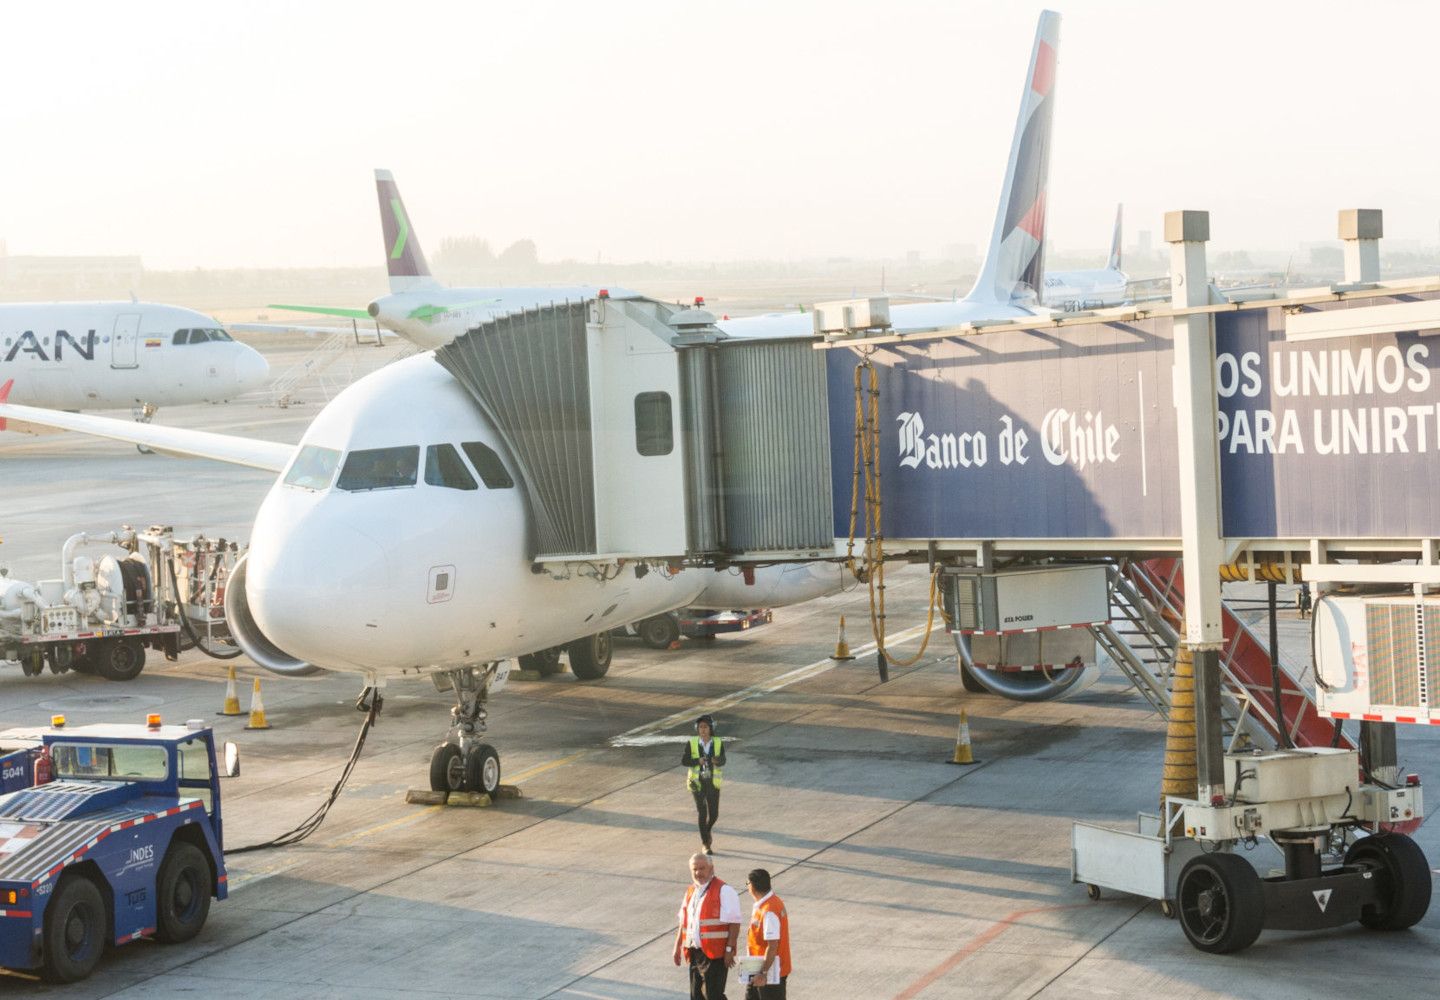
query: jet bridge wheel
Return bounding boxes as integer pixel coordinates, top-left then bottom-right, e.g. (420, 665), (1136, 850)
(1345, 832), (1432, 931)
(638, 615), (681, 650)
(1176, 853), (1265, 954)
(92, 638), (146, 682)
(567, 632), (612, 681)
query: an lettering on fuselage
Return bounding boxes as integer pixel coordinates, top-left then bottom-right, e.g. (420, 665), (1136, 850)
(2, 330), (97, 363)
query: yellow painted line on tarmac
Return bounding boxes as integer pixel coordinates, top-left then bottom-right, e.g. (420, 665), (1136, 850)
(507, 749), (594, 784)
(609, 621), (932, 747)
(325, 805), (445, 848)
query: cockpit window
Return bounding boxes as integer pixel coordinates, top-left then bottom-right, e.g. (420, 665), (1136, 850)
(460, 441), (515, 489)
(425, 444), (478, 491)
(209, 328), (233, 341)
(171, 328), (232, 344)
(336, 446), (420, 492)
(284, 445), (342, 491)
(173, 329), (190, 344)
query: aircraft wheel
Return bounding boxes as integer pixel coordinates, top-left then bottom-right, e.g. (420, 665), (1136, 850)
(638, 615), (681, 650)
(567, 632), (612, 681)
(466, 743), (501, 797)
(429, 743), (465, 792)
(1346, 832), (1432, 930)
(156, 841), (212, 943)
(42, 874), (106, 983)
(1176, 853), (1264, 954)
(519, 647), (564, 676)
(93, 639), (146, 682)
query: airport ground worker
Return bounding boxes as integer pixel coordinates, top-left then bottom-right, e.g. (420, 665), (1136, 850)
(682, 714), (726, 853)
(740, 869), (792, 1000)
(673, 851), (742, 1000)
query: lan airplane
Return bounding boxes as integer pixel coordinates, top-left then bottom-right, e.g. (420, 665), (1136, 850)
(0, 11), (1071, 794)
(1040, 204), (1129, 310)
(0, 303), (269, 427)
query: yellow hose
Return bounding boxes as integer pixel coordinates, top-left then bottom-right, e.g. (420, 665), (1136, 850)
(1160, 638), (1198, 807)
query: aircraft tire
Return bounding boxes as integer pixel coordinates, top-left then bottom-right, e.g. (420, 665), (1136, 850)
(567, 632), (612, 681)
(429, 743), (464, 792)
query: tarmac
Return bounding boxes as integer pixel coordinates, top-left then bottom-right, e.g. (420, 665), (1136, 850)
(2, 344), (1438, 999)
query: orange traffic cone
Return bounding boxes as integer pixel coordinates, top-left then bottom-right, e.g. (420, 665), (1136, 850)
(949, 710), (976, 765)
(218, 666), (243, 717)
(831, 616), (856, 661)
(244, 677), (271, 730)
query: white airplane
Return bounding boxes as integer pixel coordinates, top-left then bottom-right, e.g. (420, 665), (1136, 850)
(241, 170), (641, 351)
(0, 303), (269, 428)
(1040, 204), (1129, 311)
(0, 11), (1065, 793)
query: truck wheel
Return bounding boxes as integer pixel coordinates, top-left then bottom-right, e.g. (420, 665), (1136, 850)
(1346, 832), (1432, 930)
(156, 841), (212, 943)
(93, 639), (146, 682)
(639, 615), (681, 650)
(1176, 853), (1264, 954)
(42, 875), (106, 983)
(567, 633), (612, 681)
(429, 743), (464, 792)
(466, 743), (501, 797)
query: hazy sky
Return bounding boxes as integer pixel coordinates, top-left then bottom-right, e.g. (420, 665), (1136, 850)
(1, 0), (1435, 269)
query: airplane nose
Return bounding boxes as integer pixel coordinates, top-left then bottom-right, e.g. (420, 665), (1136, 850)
(245, 519), (395, 671)
(235, 346), (270, 390)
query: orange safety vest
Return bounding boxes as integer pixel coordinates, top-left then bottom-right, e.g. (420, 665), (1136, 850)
(747, 893), (792, 979)
(682, 878), (731, 960)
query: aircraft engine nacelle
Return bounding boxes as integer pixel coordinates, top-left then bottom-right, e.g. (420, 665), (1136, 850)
(223, 553), (322, 676)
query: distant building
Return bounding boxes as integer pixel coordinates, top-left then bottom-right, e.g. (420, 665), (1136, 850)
(0, 246), (144, 298)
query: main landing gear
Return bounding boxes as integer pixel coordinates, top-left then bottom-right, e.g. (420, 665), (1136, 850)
(131, 402), (158, 454)
(428, 664), (505, 797)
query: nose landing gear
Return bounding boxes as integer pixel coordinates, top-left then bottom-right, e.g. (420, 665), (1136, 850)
(428, 664), (505, 797)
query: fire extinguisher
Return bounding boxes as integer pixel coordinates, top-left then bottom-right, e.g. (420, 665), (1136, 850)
(33, 747), (53, 786)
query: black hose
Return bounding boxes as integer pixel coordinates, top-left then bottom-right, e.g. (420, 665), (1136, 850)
(227, 692), (380, 854)
(168, 556), (244, 660)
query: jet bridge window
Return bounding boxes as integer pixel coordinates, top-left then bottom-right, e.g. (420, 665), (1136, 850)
(460, 442), (515, 489)
(425, 444), (478, 491)
(634, 391), (673, 456)
(336, 446), (420, 492)
(284, 445), (341, 491)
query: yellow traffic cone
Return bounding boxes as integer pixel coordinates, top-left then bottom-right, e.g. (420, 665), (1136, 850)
(244, 677), (271, 730)
(218, 666), (243, 717)
(949, 710), (976, 765)
(831, 615), (856, 661)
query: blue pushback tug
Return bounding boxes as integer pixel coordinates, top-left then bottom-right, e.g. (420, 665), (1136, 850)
(0, 719), (236, 982)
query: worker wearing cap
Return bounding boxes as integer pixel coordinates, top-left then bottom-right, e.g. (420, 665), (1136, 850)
(740, 868), (791, 999)
(673, 851), (742, 1000)
(682, 714), (726, 853)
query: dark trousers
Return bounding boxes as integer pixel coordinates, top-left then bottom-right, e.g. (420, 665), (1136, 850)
(692, 783), (720, 845)
(745, 977), (787, 1000)
(688, 948), (729, 1000)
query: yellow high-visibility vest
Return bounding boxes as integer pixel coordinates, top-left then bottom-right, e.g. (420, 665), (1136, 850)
(687, 736), (723, 790)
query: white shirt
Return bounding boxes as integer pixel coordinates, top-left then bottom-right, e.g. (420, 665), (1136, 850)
(742, 892), (783, 986)
(678, 878), (741, 950)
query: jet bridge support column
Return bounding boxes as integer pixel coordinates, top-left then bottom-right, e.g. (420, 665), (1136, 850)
(1167, 210), (1226, 800)
(1340, 209), (1397, 776)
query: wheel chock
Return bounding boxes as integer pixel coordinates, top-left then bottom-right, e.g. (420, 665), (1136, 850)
(406, 789), (448, 806)
(508, 668), (544, 682)
(493, 784), (523, 800)
(446, 791), (493, 808)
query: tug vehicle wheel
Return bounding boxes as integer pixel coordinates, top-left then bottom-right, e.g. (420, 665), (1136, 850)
(42, 874), (106, 983)
(1346, 832), (1432, 931)
(1176, 853), (1264, 954)
(639, 615), (681, 650)
(156, 841), (212, 943)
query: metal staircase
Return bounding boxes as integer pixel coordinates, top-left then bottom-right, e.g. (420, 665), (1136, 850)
(1093, 558), (1352, 752)
(267, 330), (358, 408)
